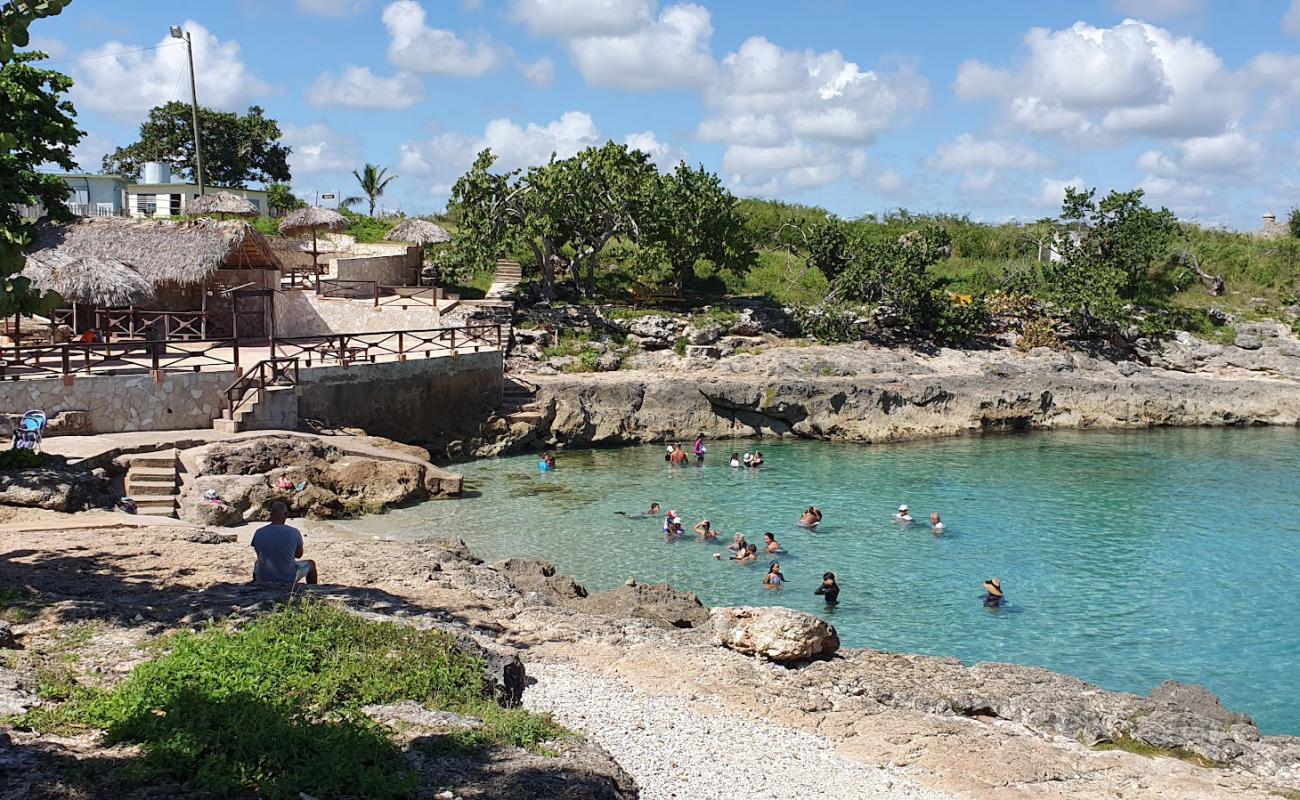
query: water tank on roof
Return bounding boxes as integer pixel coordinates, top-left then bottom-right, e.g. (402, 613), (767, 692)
(143, 161), (170, 184)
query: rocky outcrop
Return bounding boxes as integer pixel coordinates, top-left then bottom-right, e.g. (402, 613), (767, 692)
(518, 338), (1300, 448)
(583, 581), (709, 629)
(179, 435), (443, 524)
(710, 606), (840, 662)
(0, 463), (111, 512)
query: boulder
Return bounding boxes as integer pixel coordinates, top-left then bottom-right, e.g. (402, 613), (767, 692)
(595, 351), (622, 372)
(0, 464), (112, 512)
(625, 315), (686, 349)
(492, 558), (588, 604)
(685, 345), (722, 359)
(1234, 330), (1263, 350)
(582, 582), (709, 629)
(325, 458), (426, 510)
(709, 606), (840, 662)
(683, 323), (722, 345)
(0, 621), (15, 649)
(729, 306), (791, 337)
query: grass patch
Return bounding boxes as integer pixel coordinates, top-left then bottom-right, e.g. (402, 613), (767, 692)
(1093, 734), (1226, 768)
(0, 584), (43, 623)
(12, 599), (565, 800)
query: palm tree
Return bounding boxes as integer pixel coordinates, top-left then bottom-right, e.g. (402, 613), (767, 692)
(347, 163), (397, 217)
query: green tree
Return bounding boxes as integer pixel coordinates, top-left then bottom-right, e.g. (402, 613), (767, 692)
(102, 102), (291, 187)
(345, 163), (396, 217)
(1288, 207), (1300, 239)
(266, 182), (305, 213)
(1, 1), (79, 319)
(1044, 187), (1179, 330)
(639, 162), (754, 291)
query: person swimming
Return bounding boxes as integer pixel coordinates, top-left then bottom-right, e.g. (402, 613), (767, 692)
(537, 456), (551, 472)
(729, 452), (741, 468)
(763, 531), (785, 554)
(693, 434), (706, 463)
(982, 577), (1004, 608)
(732, 543), (758, 562)
(616, 502), (662, 518)
(763, 561), (785, 588)
(797, 506), (822, 529)
(742, 452), (753, 466)
(663, 511), (683, 533)
(693, 519), (719, 540)
(751, 451), (764, 467)
(815, 572), (840, 604)
(930, 512), (944, 532)
(895, 504), (914, 523)
(669, 443), (689, 465)
(725, 533), (748, 553)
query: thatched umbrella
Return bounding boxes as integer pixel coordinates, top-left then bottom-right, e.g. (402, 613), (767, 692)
(278, 207), (349, 278)
(384, 218), (451, 246)
(187, 191), (259, 220)
(22, 250), (152, 307)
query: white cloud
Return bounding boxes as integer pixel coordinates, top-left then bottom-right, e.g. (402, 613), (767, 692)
(383, 0), (505, 76)
(623, 131), (686, 170)
(282, 123), (362, 174)
(1037, 176), (1087, 209)
(1284, 0), (1300, 36)
(509, 0), (653, 37)
(955, 19), (1242, 141)
(1109, 0), (1203, 20)
(72, 131), (115, 173)
(521, 57), (555, 88)
(1137, 127), (1266, 180)
(306, 66), (424, 109)
(399, 111), (602, 194)
(70, 21), (272, 119)
(24, 36), (66, 58)
(296, 0), (368, 16)
(927, 135), (1048, 171)
(566, 2), (714, 90)
(701, 36), (927, 195)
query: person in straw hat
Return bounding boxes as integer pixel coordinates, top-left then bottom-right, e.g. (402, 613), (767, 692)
(982, 578), (1004, 608)
(895, 504), (914, 523)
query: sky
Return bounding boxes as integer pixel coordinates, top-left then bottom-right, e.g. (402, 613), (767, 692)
(22, 0), (1300, 229)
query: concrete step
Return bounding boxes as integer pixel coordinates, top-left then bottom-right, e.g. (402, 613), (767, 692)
(213, 418), (242, 433)
(125, 481), (177, 497)
(504, 411), (543, 424)
(131, 498), (177, 517)
(127, 450), (176, 469)
(126, 466), (175, 480)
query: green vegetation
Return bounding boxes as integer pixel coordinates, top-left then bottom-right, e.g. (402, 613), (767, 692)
(103, 102), (291, 187)
(0, 583), (42, 623)
(339, 206), (395, 243)
(1093, 734), (1226, 769)
(266, 182), (305, 214)
(0, 448), (47, 470)
(1, 3), (77, 319)
(13, 600), (565, 800)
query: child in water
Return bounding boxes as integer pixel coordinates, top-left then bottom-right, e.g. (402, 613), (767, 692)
(815, 572), (840, 604)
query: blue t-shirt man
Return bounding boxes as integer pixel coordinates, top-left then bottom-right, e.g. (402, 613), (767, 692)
(251, 502), (317, 584)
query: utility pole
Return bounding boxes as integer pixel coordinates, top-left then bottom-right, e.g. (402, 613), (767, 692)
(170, 26), (204, 195)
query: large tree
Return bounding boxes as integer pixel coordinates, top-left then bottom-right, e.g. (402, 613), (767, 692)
(639, 162), (754, 291)
(1044, 188), (1179, 331)
(266, 182), (305, 214)
(102, 102), (291, 187)
(1, 0), (79, 319)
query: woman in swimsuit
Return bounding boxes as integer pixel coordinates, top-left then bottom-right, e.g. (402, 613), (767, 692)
(763, 531), (785, 554)
(729, 452), (741, 468)
(751, 451), (764, 467)
(763, 561), (785, 588)
(693, 519), (719, 541)
(732, 543), (758, 562)
(797, 507), (820, 529)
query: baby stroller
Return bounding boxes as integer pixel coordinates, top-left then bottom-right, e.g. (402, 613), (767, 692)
(11, 410), (47, 452)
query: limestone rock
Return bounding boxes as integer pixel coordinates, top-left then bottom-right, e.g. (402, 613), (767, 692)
(684, 323), (722, 345)
(0, 621), (15, 649)
(685, 345), (721, 359)
(492, 558), (588, 604)
(709, 606), (840, 662)
(0, 464), (112, 512)
(581, 582), (709, 629)
(595, 351), (622, 372)
(625, 315), (686, 349)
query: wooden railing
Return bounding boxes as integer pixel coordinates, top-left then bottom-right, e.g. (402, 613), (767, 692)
(0, 337), (241, 380)
(270, 323), (503, 367)
(222, 357), (299, 418)
(47, 308), (216, 342)
(280, 266), (320, 290)
(376, 285), (439, 309)
(0, 323), (503, 381)
(319, 278), (378, 301)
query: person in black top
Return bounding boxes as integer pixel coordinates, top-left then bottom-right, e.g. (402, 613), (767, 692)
(815, 572), (839, 604)
(982, 578), (1004, 608)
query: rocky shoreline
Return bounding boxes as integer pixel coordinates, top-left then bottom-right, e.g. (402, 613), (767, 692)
(3, 522), (1297, 798)
(484, 324), (1300, 454)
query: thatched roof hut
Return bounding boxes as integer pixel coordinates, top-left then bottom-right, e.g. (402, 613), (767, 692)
(22, 251), (152, 306)
(187, 191), (259, 219)
(29, 217), (281, 287)
(385, 219), (451, 245)
(278, 207), (348, 237)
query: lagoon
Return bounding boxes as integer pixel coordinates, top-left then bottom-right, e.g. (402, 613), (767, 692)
(342, 428), (1300, 734)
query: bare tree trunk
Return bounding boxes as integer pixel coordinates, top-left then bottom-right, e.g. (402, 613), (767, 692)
(1174, 250), (1223, 296)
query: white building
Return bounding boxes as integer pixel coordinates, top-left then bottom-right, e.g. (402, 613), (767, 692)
(126, 161), (268, 219)
(51, 172), (128, 216)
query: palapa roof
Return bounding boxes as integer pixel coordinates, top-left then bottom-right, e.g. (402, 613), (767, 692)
(29, 217), (281, 287)
(384, 218), (452, 245)
(186, 191), (259, 218)
(278, 206), (349, 237)
(22, 250), (153, 306)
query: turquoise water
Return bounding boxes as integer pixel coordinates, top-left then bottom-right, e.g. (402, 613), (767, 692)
(345, 428), (1300, 734)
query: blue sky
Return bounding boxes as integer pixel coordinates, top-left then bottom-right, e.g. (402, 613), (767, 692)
(24, 0), (1300, 229)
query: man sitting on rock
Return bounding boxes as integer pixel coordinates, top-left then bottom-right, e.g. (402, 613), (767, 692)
(251, 501), (317, 585)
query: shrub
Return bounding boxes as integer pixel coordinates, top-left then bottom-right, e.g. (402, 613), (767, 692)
(792, 303), (862, 343)
(14, 600), (564, 800)
(1017, 318), (1063, 351)
(925, 292), (991, 346)
(0, 449), (46, 471)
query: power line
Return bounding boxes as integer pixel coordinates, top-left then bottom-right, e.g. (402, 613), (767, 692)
(26, 41), (183, 66)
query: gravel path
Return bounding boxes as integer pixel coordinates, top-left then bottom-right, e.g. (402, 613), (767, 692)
(524, 663), (954, 800)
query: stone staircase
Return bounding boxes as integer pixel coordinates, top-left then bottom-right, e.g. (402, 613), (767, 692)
(486, 259), (523, 299)
(496, 378), (543, 427)
(124, 449), (179, 518)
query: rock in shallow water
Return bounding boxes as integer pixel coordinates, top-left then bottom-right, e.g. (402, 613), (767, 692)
(709, 606), (840, 662)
